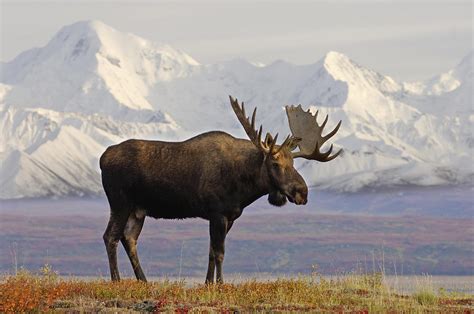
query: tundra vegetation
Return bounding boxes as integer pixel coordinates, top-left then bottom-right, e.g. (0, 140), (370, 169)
(0, 266), (472, 312)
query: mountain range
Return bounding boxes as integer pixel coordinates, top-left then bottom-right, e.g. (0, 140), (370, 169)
(0, 20), (472, 199)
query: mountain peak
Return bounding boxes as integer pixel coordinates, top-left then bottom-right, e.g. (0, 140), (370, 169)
(319, 50), (363, 83)
(319, 50), (400, 96)
(323, 51), (351, 64)
(50, 20), (199, 66)
(321, 51), (359, 77)
(1, 20), (201, 115)
(57, 20), (111, 34)
(52, 20), (113, 46)
(51, 20), (140, 55)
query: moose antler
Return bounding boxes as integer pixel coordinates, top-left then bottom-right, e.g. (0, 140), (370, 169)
(230, 96), (295, 155)
(285, 104), (342, 162)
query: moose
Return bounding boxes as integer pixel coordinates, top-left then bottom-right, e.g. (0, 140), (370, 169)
(100, 96), (342, 283)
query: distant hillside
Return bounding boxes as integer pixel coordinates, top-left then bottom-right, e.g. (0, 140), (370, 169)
(1, 201), (472, 276)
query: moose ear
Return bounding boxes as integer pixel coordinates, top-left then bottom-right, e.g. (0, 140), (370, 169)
(287, 137), (302, 151)
(263, 132), (274, 147)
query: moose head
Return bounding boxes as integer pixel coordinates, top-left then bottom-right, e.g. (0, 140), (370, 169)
(229, 96), (342, 206)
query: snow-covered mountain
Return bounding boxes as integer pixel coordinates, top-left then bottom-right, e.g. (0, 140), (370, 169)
(1, 20), (472, 199)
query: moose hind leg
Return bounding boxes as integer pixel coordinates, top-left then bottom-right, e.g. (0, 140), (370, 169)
(103, 210), (130, 281)
(121, 210), (147, 282)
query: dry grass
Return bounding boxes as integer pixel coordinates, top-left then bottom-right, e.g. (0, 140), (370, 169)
(0, 266), (472, 313)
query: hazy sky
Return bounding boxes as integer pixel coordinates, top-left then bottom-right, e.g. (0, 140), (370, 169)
(1, 0), (472, 81)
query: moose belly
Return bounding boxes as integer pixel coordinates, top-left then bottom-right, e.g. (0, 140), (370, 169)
(130, 183), (207, 220)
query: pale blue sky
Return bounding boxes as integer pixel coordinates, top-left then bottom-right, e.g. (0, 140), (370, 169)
(1, 0), (472, 81)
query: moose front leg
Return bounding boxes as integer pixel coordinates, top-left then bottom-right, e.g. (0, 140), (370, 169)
(206, 220), (233, 284)
(205, 245), (216, 284)
(208, 214), (229, 284)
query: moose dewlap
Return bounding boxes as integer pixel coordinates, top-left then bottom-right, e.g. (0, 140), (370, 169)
(100, 96), (342, 284)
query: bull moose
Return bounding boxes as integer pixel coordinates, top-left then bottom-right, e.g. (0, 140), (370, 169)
(100, 96), (342, 283)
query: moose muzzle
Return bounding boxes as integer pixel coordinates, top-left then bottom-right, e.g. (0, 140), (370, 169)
(293, 192), (307, 205)
(285, 184), (308, 205)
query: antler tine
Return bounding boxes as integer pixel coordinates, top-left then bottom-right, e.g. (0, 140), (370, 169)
(326, 148), (343, 161)
(269, 133), (279, 153)
(257, 125), (263, 146)
(251, 107), (257, 130)
(320, 114), (329, 131)
(307, 143), (334, 162)
(321, 143), (333, 158)
(322, 120), (342, 142)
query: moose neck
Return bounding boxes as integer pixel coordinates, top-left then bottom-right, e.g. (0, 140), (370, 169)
(236, 147), (274, 209)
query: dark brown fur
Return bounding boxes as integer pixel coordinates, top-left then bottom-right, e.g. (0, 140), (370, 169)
(100, 131), (307, 283)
